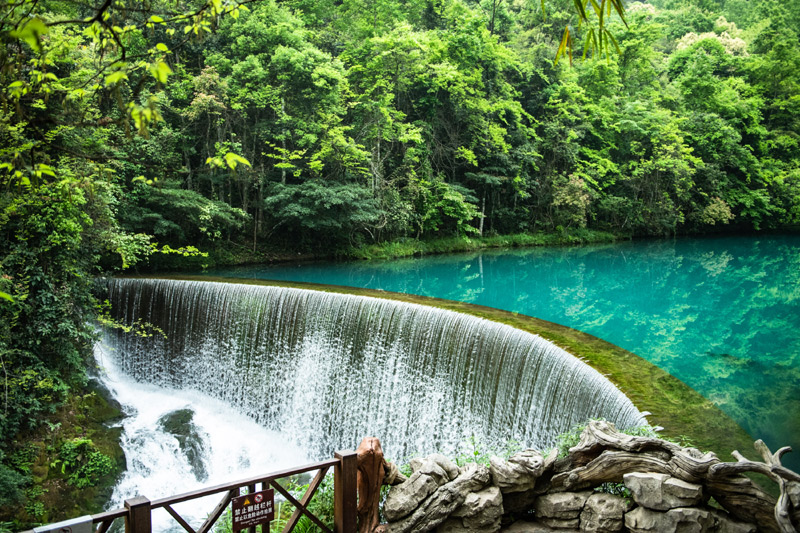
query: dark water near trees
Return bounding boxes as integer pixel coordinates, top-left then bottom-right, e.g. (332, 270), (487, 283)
(205, 235), (800, 469)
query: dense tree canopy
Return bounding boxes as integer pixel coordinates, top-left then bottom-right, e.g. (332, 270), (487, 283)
(1, 0), (799, 523)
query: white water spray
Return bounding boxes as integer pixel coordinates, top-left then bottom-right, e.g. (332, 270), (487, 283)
(102, 278), (646, 464)
(94, 341), (309, 531)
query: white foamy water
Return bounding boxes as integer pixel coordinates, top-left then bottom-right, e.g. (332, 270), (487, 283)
(94, 341), (309, 532)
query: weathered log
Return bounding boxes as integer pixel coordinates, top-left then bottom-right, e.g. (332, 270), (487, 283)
(563, 421), (787, 533)
(356, 437), (386, 533)
(552, 450), (672, 491)
(568, 420), (719, 481)
(708, 440), (798, 533)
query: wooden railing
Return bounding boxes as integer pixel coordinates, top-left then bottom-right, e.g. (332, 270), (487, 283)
(34, 450), (358, 533)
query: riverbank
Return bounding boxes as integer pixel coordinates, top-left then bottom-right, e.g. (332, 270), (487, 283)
(139, 229), (623, 272)
(343, 229), (620, 260)
(0, 380), (126, 527)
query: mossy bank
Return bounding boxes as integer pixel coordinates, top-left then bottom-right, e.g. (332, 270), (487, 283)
(0, 380), (126, 527)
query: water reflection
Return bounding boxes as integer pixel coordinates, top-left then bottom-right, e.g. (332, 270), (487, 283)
(206, 235), (800, 469)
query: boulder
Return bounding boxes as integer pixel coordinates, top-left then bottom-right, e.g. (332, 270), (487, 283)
(708, 509), (757, 533)
(452, 486), (503, 529)
(623, 472), (704, 511)
(436, 517), (496, 533)
(157, 408), (208, 482)
(417, 459), (451, 486)
(537, 516), (580, 529)
(500, 521), (578, 533)
(411, 454), (460, 481)
(579, 493), (629, 532)
(490, 450), (546, 493)
(624, 506), (715, 533)
(387, 463), (491, 533)
(533, 491), (592, 520)
(384, 471), (438, 521)
(502, 488), (539, 514)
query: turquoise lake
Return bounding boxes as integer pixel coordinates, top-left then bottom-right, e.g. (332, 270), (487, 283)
(204, 235), (800, 468)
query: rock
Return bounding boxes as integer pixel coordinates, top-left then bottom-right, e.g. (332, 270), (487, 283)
(538, 516), (580, 529)
(157, 408), (208, 482)
(579, 493), (628, 532)
(387, 463), (491, 533)
(384, 471), (438, 521)
(412, 454), (460, 481)
(452, 486), (503, 529)
(708, 509), (757, 533)
(436, 517), (496, 533)
(624, 506), (715, 533)
(502, 488), (538, 514)
(490, 450), (546, 492)
(418, 459), (451, 486)
(500, 520), (578, 533)
(623, 472), (704, 510)
(533, 491), (592, 520)
(430, 454), (461, 481)
(451, 485), (503, 518)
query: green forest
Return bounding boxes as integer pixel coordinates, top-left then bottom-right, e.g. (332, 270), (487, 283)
(1, 0), (799, 526)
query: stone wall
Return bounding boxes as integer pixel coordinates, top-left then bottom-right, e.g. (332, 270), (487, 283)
(380, 421), (800, 533)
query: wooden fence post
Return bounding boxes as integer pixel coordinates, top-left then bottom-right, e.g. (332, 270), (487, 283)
(125, 496), (152, 533)
(334, 450), (358, 533)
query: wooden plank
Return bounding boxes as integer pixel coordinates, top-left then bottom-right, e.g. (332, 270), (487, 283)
(151, 459), (338, 509)
(271, 480), (332, 533)
(281, 466), (330, 533)
(163, 504), (197, 533)
(197, 489), (236, 533)
(334, 451), (357, 533)
(125, 496), (152, 533)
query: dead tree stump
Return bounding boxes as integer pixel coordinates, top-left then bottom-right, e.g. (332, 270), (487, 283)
(356, 437), (386, 533)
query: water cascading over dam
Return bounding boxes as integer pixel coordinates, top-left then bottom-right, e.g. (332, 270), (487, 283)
(102, 278), (646, 460)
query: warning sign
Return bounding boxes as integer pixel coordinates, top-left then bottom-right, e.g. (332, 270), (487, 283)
(232, 488), (275, 531)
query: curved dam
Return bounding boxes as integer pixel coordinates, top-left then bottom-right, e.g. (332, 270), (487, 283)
(102, 278), (646, 460)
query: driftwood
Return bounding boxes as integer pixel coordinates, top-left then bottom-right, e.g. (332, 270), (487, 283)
(560, 420), (796, 533)
(709, 440), (798, 533)
(356, 437), (406, 533)
(356, 437), (386, 533)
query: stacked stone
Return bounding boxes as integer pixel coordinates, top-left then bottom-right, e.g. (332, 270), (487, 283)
(380, 421), (796, 533)
(622, 473), (756, 533)
(382, 450), (763, 533)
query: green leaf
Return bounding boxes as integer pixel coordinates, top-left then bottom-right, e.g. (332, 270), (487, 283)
(150, 15), (165, 23)
(150, 61), (173, 84)
(224, 152), (252, 170)
(0, 291), (13, 303)
(10, 18), (49, 53)
(156, 43), (169, 52)
(104, 70), (128, 86)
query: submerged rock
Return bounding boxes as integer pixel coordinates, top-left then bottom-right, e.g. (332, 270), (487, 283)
(157, 408), (208, 482)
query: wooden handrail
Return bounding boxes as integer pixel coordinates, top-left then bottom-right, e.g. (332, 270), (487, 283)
(67, 454), (357, 533)
(150, 458), (339, 508)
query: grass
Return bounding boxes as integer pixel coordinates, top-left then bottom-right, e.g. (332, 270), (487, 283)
(145, 274), (757, 467)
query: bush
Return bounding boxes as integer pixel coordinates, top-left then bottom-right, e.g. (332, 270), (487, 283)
(54, 438), (114, 489)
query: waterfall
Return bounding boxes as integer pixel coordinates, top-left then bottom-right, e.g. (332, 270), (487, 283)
(101, 278), (646, 462)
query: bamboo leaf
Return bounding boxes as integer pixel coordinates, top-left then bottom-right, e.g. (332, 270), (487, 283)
(589, 0), (602, 18)
(606, 28), (621, 55)
(573, 0), (588, 22)
(555, 26), (570, 66)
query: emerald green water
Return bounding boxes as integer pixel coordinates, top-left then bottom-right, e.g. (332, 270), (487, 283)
(204, 235), (800, 468)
